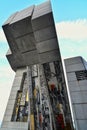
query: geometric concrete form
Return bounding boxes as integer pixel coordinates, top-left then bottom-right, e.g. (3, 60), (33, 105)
(1, 67), (28, 130)
(1, 1), (74, 130)
(2, 1), (60, 71)
(65, 56), (87, 130)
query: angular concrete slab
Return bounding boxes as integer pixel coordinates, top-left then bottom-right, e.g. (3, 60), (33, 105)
(65, 56), (87, 130)
(3, 1), (60, 71)
(39, 49), (59, 64)
(32, 1), (52, 20)
(2, 122), (28, 129)
(77, 120), (87, 130)
(33, 26), (56, 43)
(32, 13), (54, 31)
(3, 12), (18, 25)
(15, 33), (36, 53)
(66, 63), (85, 72)
(36, 38), (58, 53)
(10, 18), (33, 38)
(22, 50), (39, 65)
(73, 104), (85, 119)
(64, 56), (83, 66)
(10, 5), (34, 24)
(67, 72), (77, 82)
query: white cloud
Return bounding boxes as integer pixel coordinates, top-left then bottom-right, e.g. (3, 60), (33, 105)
(0, 27), (12, 123)
(56, 19), (87, 40)
(0, 65), (15, 80)
(0, 28), (7, 43)
(0, 64), (15, 123)
(59, 39), (87, 60)
(55, 19), (87, 60)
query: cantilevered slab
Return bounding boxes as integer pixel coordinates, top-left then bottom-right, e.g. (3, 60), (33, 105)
(3, 1), (60, 71)
(32, 1), (59, 64)
(6, 49), (26, 71)
(3, 5), (36, 53)
(32, 1), (54, 31)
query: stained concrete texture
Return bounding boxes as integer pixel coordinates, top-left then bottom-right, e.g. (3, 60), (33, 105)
(65, 56), (87, 130)
(3, 1), (60, 71)
(1, 68), (27, 129)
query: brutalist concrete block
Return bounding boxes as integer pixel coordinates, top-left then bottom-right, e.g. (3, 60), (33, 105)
(9, 91), (17, 97)
(64, 56), (82, 66)
(34, 26), (56, 42)
(39, 50), (59, 64)
(32, 1), (51, 19)
(77, 120), (87, 130)
(2, 122), (28, 129)
(3, 116), (11, 122)
(79, 85), (87, 91)
(67, 72), (77, 82)
(71, 91), (83, 103)
(71, 91), (87, 104)
(11, 86), (20, 91)
(73, 104), (85, 119)
(68, 80), (87, 91)
(9, 93), (16, 100)
(22, 50), (39, 65)
(66, 63), (85, 72)
(83, 104), (87, 119)
(82, 91), (87, 103)
(6, 104), (14, 110)
(7, 99), (15, 106)
(3, 12), (18, 25)
(0, 128), (28, 130)
(68, 81), (80, 92)
(32, 13), (54, 31)
(36, 38), (58, 53)
(10, 6), (34, 24)
(4, 108), (13, 116)
(15, 33), (36, 53)
(7, 52), (27, 71)
(78, 80), (87, 86)
(12, 76), (23, 86)
(16, 68), (26, 77)
(10, 18), (33, 38)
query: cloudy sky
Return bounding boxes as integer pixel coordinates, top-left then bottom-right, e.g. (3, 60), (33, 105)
(0, 0), (87, 126)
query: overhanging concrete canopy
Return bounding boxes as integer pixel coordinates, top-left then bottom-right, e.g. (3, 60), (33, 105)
(3, 1), (60, 71)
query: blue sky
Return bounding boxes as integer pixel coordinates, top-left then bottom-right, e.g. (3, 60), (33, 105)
(52, 0), (87, 22)
(0, 0), (87, 126)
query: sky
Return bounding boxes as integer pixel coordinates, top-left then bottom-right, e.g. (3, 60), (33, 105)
(0, 0), (87, 126)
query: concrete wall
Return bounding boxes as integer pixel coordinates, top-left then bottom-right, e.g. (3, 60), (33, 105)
(65, 56), (87, 130)
(0, 68), (28, 130)
(3, 1), (60, 71)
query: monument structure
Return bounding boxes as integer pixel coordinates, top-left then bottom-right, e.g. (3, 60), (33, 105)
(1, 1), (73, 130)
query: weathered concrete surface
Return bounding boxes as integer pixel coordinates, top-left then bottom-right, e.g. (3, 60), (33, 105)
(2, 1), (60, 71)
(1, 68), (27, 129)
(65, 56), (87, 130)
(1, 1), (63, 130)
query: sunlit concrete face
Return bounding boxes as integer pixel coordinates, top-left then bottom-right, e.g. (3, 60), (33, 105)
(3, 1), (60, 71)
(65, 56), (87, 130)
